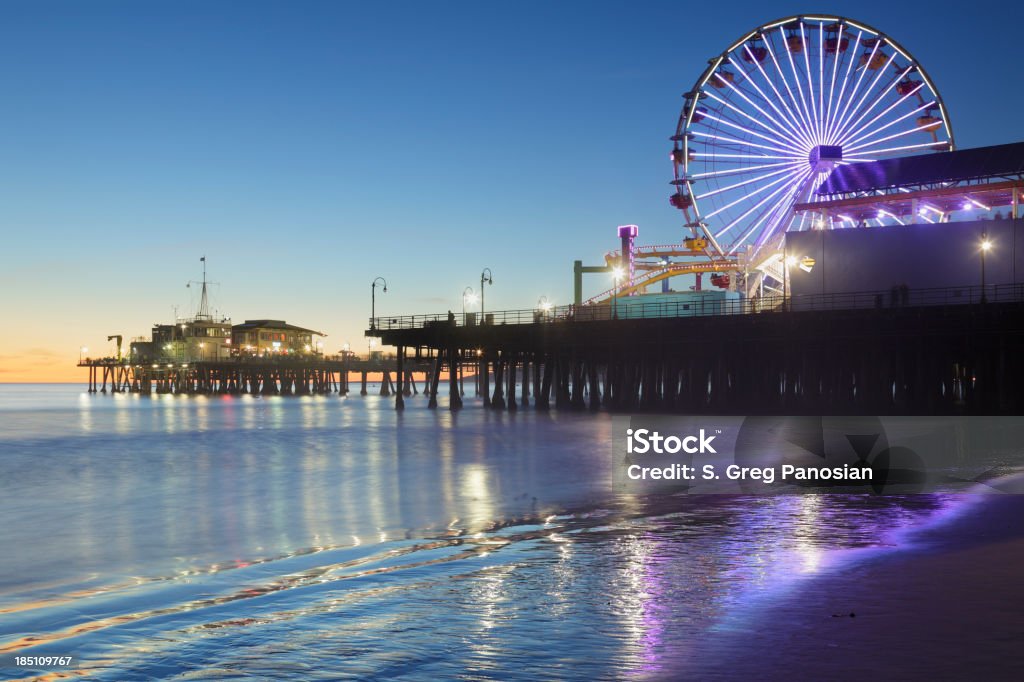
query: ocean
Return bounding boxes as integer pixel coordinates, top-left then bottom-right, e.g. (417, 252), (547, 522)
(0, 384), (1016, 680)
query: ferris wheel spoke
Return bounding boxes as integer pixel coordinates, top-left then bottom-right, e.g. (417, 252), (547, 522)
(687, 160), (800, 180)
(833, 63), (913, 145)
(726, 57), (813, 150)
(696, 133), (806, 159)
(823, 23), (839, 137)
(758, 176), (814, 244)
(702, 86), (807, 152)
(845, 122), (942, 154)
(697, 111), (806, 155)
(799, 22), (822, 142)
(845, 140), (943, 157)
(778, 27), (818, 144)
(831, 50), (898, 145)
(691, 126), (805, 157)
(826, 36), (877, 143)
(763, 34), (817, 146)
(840, 90), (930, 149)
(730, 169), (814, 252)
(739, 44), (815, 149)
(817, 22), (827, 142)
(824, 31), (863, 143)
(713, 67), (812, 149)
(835, 100), (933, 149)
(692, 154), (800, 163)
(712, 167), (810, 239)
(701, 165), (809, 216)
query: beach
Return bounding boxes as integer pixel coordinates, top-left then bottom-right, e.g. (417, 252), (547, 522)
(689, 490), (1024, 680)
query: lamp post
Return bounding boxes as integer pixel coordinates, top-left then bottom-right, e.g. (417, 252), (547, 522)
(80, 346), (87, 363)
(371, 277), (387, 330)
(537, 296), (552, 319)
(611, 267), (624, 319)
(462, 286), (477, 325)
(981, 233), (992, 303)
(480, 268), (493, 323)
(783, 252), (797, 311)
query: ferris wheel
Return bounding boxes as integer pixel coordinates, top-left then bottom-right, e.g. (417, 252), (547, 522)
(670, 15), (954, 257)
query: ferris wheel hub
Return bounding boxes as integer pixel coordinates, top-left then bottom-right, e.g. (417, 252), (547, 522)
(809, 145), (843, 172)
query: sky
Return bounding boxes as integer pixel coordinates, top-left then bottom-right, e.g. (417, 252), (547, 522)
(2, 0), (1022, 381)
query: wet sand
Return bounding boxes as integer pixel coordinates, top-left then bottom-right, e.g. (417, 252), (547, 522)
(695, 490), (1024, 681)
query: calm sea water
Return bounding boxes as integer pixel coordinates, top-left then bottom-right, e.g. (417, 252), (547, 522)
(0, 385), (1014, 680)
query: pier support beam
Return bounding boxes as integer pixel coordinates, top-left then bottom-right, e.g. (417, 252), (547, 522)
(428, 355), (443, 408)
(449, 348), (462, 410)
(395, 347), (405, 410)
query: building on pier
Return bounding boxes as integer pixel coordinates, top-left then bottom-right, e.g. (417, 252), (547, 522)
(231, 320), (324, 356)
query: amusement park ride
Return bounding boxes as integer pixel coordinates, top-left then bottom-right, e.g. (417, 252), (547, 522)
(581, 14), (955, 307)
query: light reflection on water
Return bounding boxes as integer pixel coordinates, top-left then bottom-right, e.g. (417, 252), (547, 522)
(0, 385), (991, 680)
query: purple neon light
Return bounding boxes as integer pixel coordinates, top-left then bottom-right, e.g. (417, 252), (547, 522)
(683, 19), (949, 250)
(713, 165), (811, 239)
(696, 163), (805, 200)
(704, 165), (810, 219)
(731, 167), (815, 250)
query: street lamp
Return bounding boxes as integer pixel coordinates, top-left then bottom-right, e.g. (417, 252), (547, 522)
(480, 268), (493, 323)
(981, 233), (992, 303)
(783, 254), (797, 310)
(371, 277), (388, 330)
(611, 267), (624, 319)
(537, 296), (552, 319)
(462, 286), (477, 325)
(79, 346), (88, 363)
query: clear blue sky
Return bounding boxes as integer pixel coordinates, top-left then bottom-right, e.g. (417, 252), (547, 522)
(2, 0), (1021, 377)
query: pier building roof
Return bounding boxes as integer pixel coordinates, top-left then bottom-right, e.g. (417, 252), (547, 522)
(817, 141), (1024, 197)
(232, 320), (323, 335)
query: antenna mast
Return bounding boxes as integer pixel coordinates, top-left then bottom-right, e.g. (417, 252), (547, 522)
(197, 256), (211, 320)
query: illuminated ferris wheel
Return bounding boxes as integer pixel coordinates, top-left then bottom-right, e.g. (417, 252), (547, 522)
(670, 15), (954, 257)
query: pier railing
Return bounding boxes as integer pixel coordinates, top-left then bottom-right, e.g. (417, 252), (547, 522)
(369, 283), (1024, 331)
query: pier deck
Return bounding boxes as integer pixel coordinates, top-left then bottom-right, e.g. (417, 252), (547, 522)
(367, 285), (1024, 415)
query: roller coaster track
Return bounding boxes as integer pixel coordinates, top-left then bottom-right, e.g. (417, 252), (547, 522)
(603, 243), (708, 266)
(583, 259), (740, 305)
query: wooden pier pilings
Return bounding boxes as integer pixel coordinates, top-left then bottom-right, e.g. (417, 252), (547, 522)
(79, 357), (433, 397)
(371, 301), (1024, 415)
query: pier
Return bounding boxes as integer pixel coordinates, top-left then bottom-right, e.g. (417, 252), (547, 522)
(368, 285), (1024, 415)
(79, 355), (437, 397)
